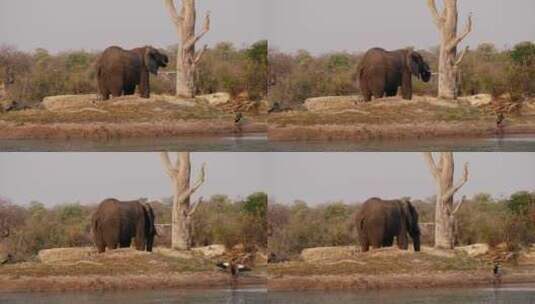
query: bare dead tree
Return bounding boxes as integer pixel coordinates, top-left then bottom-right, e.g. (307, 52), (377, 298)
(427, 0), (473, 99)
(164, 0), (210, 98)
(423, 152), (469, 249)
(160, 152), (206, 250)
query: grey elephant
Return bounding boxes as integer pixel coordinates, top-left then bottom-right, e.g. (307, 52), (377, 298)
(358, 48), (431, 101)
(355, 197), (421, 252)
(96, 46), (168, 100)
(91, 198), (156, 253)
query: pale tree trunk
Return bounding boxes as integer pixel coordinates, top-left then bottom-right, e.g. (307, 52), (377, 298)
(427, 0), (472, 99)
(164, 0), (210, 98)
(160, 152), (206, 250)
(423, 152), (469, 249)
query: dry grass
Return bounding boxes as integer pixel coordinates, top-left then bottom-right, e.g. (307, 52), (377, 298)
(267, 247), (535, 291)
(269, 247), (485, 277)
(0, 247), (266, 292)
(268, 97), (535, 141)
(0, 95), (268, 139)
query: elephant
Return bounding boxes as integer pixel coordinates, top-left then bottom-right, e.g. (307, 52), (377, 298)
(358, 48), (431, 101)
(355, 197), (420, 252)
(96, 46), (168, 100)
(91, 198), (156, 253)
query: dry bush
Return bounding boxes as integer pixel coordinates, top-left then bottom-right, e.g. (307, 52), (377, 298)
(0, 41), (267, 103)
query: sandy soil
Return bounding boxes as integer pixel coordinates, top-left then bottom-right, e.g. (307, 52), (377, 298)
(0, 120), (267, 140)
(267, 247), (535, 291)
(0, 248), (267, 293)
(268, 96), (535, 141)
(0, 94), (268, 140)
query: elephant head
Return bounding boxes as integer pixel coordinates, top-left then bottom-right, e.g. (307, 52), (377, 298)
(407, 51), (431, 83)
(401, 199), (421, 251)
(144, 47), (169, 75)
(142, 203), (157, 252)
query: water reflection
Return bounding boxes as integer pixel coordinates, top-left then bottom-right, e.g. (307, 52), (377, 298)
(1, 134), (535, 152)
(267, 285), (535, 304)
(0, 288), (268, 304)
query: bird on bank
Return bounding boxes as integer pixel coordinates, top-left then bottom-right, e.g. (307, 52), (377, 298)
(493, 262), (503, 285)
(234, 112), (243, 124)
(216, 261), (252, 278)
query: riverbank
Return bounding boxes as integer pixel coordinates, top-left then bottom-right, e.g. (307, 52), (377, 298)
(0, 121), (267, 141)
(268, 96), (535, 142)
(0, 94), (267, 140)
(0, 248), (267, 293)
(268, 247), (535, 291)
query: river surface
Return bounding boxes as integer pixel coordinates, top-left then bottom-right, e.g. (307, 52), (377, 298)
(1, 285), (535, 304)
(1, 134), (535, 152)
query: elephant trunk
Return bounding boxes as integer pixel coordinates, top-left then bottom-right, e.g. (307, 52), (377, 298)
(412, 235), (421, 252)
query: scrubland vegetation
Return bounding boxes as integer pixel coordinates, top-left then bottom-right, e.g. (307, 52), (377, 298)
(0, 192), (267, 262)
(268, 191), (535, 260)
(268, 42), (535, 105)
(0, 40), (268, 104)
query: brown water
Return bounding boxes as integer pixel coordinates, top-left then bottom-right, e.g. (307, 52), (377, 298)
(1, 134), (535, 152)
(2, 285), (535, 304)
(267, 285), (535, 304)
(0, 287), (268, 304)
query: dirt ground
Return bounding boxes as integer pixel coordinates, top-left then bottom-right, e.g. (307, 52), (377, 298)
(0, 248), (267, 292)
(268, 247), (535, 291)
(0, 94), (268, 140)
(268, 96), (535, 141)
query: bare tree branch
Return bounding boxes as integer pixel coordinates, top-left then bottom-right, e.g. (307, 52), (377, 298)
(188, 197), (204, 217)
(423, 152), (441, 181)
(427, 0), (445, 28)
(452, 195), (467, 215)
(193, 45), (208, 65)
(176, 162), (206, 204)
(164, 0), (183, 26)
(443, 162), (469, 201)
(160, 152), (178, 178)
(455, 46), (469, 66)
(183, 11), (210, 50)
(447, 13), (473, 51)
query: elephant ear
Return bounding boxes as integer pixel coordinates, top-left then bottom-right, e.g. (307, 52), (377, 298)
(144, 47), (160, 75)
(406, 51), (421, 78)
(403, 200), (420, 236)
(142, 203), (157, 236)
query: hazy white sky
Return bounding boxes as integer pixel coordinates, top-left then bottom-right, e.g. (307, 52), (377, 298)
(0, 153), (533, 206)
(267, 0), (535, 54)
(1, 1), (533, 54)
(0, 0), (269, 52)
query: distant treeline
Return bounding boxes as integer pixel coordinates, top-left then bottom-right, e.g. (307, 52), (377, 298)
(268, 191), (535, 259)
(0, 40), (268, 103)
(269, 42), (535, 104)
(0, 192), (267, 261)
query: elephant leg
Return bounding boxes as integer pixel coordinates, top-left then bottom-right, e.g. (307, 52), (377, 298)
(369, 74), (385, 100)
(123, 85), (136, 96)
(360, 239), (370, 252)
(360, 78), (373, 102)
(110, 87), (123, 98)
(359, 232), (370, 252)
(401, 72), (413, 100)
(372, 87), (385, 100)
(104, 232), (119, 251)
(94, 231), (106, 253)
(369, 235), (383, 249)
(386, 87), (398, 97)
(397, 233), (409, 250)
(119, 239), (131, 248)
(97, 80), (111, 101)
(134, 238), (145, 251)
(383, 236), (394, 247)
(108, 75), (124, 98)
